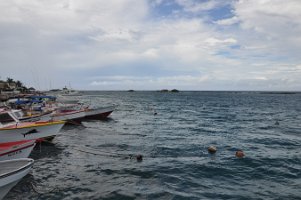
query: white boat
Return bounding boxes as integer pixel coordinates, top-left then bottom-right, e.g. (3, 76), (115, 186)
(52, 109), (86, 121)
(51, 105), (116, 122)
(0, 110), (65, 143)
(0, 158), (34, 200)
(60, 87), (82, 97)
(0, 140), (36, 161)
(84, 105), (116, 120)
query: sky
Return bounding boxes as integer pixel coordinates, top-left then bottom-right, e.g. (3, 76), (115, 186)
(0, 0), (301, 91)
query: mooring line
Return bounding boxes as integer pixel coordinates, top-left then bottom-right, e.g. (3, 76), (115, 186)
(72, 146), (143, 161)
(79, 125), (128, 135)
(30, 182), (59, 196)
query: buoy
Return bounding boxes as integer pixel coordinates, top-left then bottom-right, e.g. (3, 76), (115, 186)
(235, 150), (245, 158)
(154, 112), (157, 115)
(208, 146), (217, 154)
(136, 154), (143, 162)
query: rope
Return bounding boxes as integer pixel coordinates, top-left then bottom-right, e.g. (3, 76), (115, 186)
(73, 146), (130, 157)
(74, 124), (126, 135)
(30, 182), (59, 196)
(65, 121), (125, 136)
(74, 148), (125, 158)
(72, 146), (141, 160)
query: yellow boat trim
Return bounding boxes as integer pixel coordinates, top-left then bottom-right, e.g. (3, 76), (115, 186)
(0, 121), (65, 130)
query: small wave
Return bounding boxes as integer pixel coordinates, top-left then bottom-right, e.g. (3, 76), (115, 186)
(182, 109), (202, 114)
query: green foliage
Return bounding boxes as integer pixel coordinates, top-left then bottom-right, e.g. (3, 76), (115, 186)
(6, 77), (14, 83)
(15, 80), (23, 87)
(0, 77), (33, 92)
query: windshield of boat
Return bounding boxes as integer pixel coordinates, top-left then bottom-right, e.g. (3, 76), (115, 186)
(11, 110), (24, 118)
(0, 113), (16, 126)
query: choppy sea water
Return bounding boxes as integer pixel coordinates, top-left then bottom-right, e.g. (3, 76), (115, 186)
(7, 91), (301, 200)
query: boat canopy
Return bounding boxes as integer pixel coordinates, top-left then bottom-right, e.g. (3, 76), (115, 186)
(28, 96), (56, 100)
(10, 95), (56, 105)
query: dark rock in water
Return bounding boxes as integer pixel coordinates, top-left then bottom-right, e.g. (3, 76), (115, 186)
(208, 146), (217, 154)
(260, 92), (296, 95)
(136, 154), (143, 162)
(128, 90), (135, 92)
(235, 150), (245, 158)
(157, 89), (179, 92)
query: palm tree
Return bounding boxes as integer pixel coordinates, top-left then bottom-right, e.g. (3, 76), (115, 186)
(15, 80), (23, 88)
(6, 77), (14, 84)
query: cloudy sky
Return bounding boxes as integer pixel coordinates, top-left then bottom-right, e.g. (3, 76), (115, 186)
(0, 0), (301, 91)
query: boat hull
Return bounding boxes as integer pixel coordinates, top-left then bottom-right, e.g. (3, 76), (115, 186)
(0, 122), (65, 143)
(52, 110), (86, 121)
(84, 110), (113, 120)
(83, 106), (115, 120)
(52, 106), (115, 123)
(0, 158), (34, 200)
(0, 140), (36, 161)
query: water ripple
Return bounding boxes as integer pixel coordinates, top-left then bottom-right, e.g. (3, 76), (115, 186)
(6, 91), (301, 199)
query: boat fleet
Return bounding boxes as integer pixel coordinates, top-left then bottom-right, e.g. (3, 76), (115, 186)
(0, 91), (116, 199)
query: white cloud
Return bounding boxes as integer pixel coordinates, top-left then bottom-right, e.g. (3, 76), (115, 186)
(233, 0), (301, 57)
(0, 0), (301, 90)
(204, 37), (237, 46)
(142, 48), (159, 59)
(215, 16), (239, 26)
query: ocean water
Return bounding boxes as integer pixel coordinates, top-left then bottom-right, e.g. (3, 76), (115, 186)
(6, 91), (301, 200)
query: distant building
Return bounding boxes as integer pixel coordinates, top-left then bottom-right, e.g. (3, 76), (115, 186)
(7, 82), (17, 89)
(0, 79), (33, 95)
(0, 81), (19, 95)
(0, 80), (10, 90)
(0, 82), (7, 90)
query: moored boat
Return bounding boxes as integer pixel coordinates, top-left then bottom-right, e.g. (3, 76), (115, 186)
(0, 110), (65, 143)
(60, 87), (82, 97)
(0, 158), (34, 200)
(52, 109), (86, 121)
(50, 105), (116, 123)
(84, 105), (116, 120)
(0, 140), (36, 161)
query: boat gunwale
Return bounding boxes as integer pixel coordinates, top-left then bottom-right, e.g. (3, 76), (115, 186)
(53, 109), (85, 117)
(0, 121), (65, 130)
(0, 159), (34, 179)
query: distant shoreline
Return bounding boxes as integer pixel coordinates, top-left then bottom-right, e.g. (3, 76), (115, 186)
(73, 90), (301, 93)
